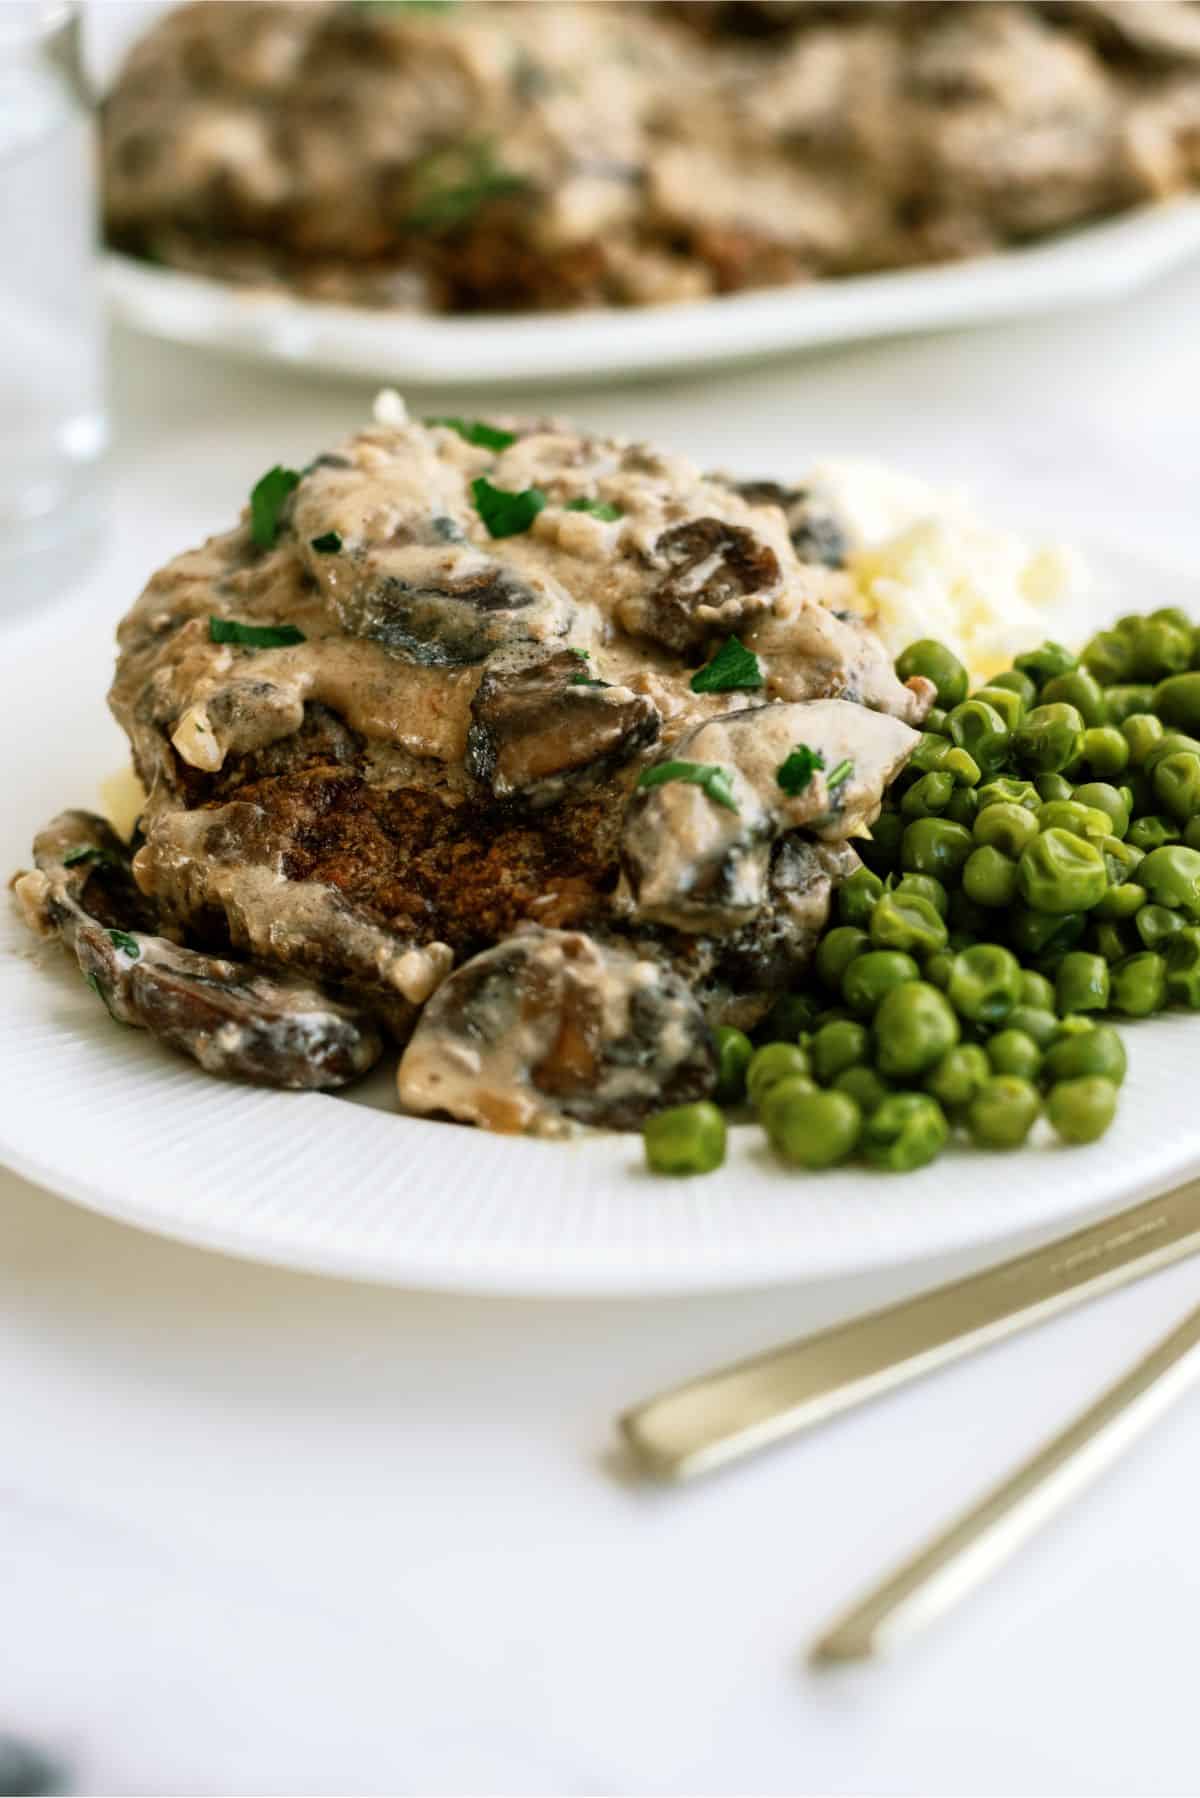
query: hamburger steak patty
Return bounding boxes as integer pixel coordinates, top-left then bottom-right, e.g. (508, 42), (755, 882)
(19, 405), (932, 1131)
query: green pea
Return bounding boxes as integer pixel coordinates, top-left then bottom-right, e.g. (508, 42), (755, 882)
(1153, 672), (1200, 734)
(1121, 713), (1165, 766)
(1019, 969), (1055, 1009)
(1055, 951), (1110, 1015)
(942, 748), (982, 787)
(974, 801), (1041, 857)
(1127, 814), (1180, 853)
(973, 684), (1026, 731)
(1009, 906), (1087, 959)
(832, 1065), (892, 1113)
(1136, 844), (1200, 916)
(713, 1025), (754, 1103)
(962, 845), (1018, 909)
(895, 639), (969, 710)
(761, 1081), (861, 1169)
(810, 1018), (870, 1084)
(1095, 834), (1143, 884)
(1093, 881), (1147, 923)
(1017, 828), (1108, 914)
(1042, 1023), (1126, 1087)
(1014, 703), (1086, 774)
(1125, 615), (1191, 681)
(1014, 641), (1077, 688)
(870, 890), (949, 958)
(893, 873), (950, 917)
(836, 866), (885, 928)
(987, 1028), (1042, 1081)
(988, 668), (1038, 708)
(1143, 732), (1200, 775)
(1041, 669), (1108, 727)
(861, 1092), (950, 1171)
(746, 1041), (812, 1109)
(859, 810), (904, 875)
(948, 942), (1022, 1024)
(1076, 727), (1129, 780)
(1134, 904), (1186, 951)
(1104, 685), (1155, 725)
(1110, 952), (1167, 1016)
(976, 778), (1041, 814)
(1081, 629), (1136, 687)
(1151, 606), (1195, 634)
(900, 771), (954, 819)
(1006, 1004), (1060, 1049)
(943, 786), (979, 829)
(948, 699), (1009, 774)
(967, 1075), (1041, 1149)
(1037, 801), (1112, 841)
(926, 707), (950, 735)
(873, 980), (960, 1078)
(1090, 918), (1136, 963)
(1153, 751), (1200, 823)
(901, 817), (974, 883)
(842, 950), (920, 1017)
(1035, 773), (1074, 804)
(643, 1101), (727, 1175)
(1164, 927), (1200, 1008)
(922, 1047), (985, 1116)
(1046, 1077), (1118, 1145)
(815, 925), (871, 991)
(812, 1007), (853, 1030)
(905, 733), (955, 778)
(1052, 1014), (1096, 1042)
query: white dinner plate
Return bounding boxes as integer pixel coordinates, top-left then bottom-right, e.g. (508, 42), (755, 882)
(106, 199), (1200, 389)
(2, 540), (1200, 1296)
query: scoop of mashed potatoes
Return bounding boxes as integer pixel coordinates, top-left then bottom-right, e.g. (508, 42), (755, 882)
(810, 459), (1089, 685)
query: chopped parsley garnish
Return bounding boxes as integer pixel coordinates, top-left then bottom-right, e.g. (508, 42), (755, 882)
(690, 635), (763, 695)
(107, 929), (140, 959)
(471, 476), (547, 539)
(310, 531), (343, 554)
(827, 758), (854, 793)
(249, 465), (301, 549)
(63, 845), (113, 869)
(426, 416), (516, 452)
(210, 617), (306, 650)
(569, 647), (590, 661)
(776, 744), (824, 796)
(637, 760), (738, 814)
(85, 971), (117, 1020)
(404, 141), (530, 233)
(570, 674), (608, 688)
(565, 497), (622, 522)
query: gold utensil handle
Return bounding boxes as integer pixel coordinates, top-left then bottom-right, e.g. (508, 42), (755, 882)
(620, 1175), (1200, 1481)
(811, 1299), (1200, 1663)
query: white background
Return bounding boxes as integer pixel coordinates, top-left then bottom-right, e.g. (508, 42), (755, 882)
(4, 241), (1200, 1793)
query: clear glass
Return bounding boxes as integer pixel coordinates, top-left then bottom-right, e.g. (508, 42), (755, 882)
(0, 2), (106, 607)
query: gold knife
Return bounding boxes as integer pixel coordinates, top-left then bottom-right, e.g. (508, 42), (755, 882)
(620, 1174), (1200, 1481)
(810, 1297), (1200, 1663)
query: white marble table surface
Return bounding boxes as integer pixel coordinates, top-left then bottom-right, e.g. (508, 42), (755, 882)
(5, 257), (1200, 1796)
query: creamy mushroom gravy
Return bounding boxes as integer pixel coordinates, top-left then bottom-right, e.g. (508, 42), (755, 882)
(51, 406), (936, 1133)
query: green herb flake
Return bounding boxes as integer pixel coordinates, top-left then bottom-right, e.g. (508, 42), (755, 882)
(827, 758), (854, 793)
(565, 497), (622, 523)
(404, 142), (530, 233)
(209, 617), (306, 650)
(776, 744), (825, 796)
(471, 476), (547, 540)
(310, 531), (343, 554)
(107, 929), (140, 960)
(85, 971), (117, 1021)
(425, 416), (516, 452)
(690, 635), (763, 696)
(63, 845), (109, 869)
(569, 647), (590, 661)
(249, 465), (301, 549)
(570, 674), (609, 689)
(637, 760), (739, 814)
